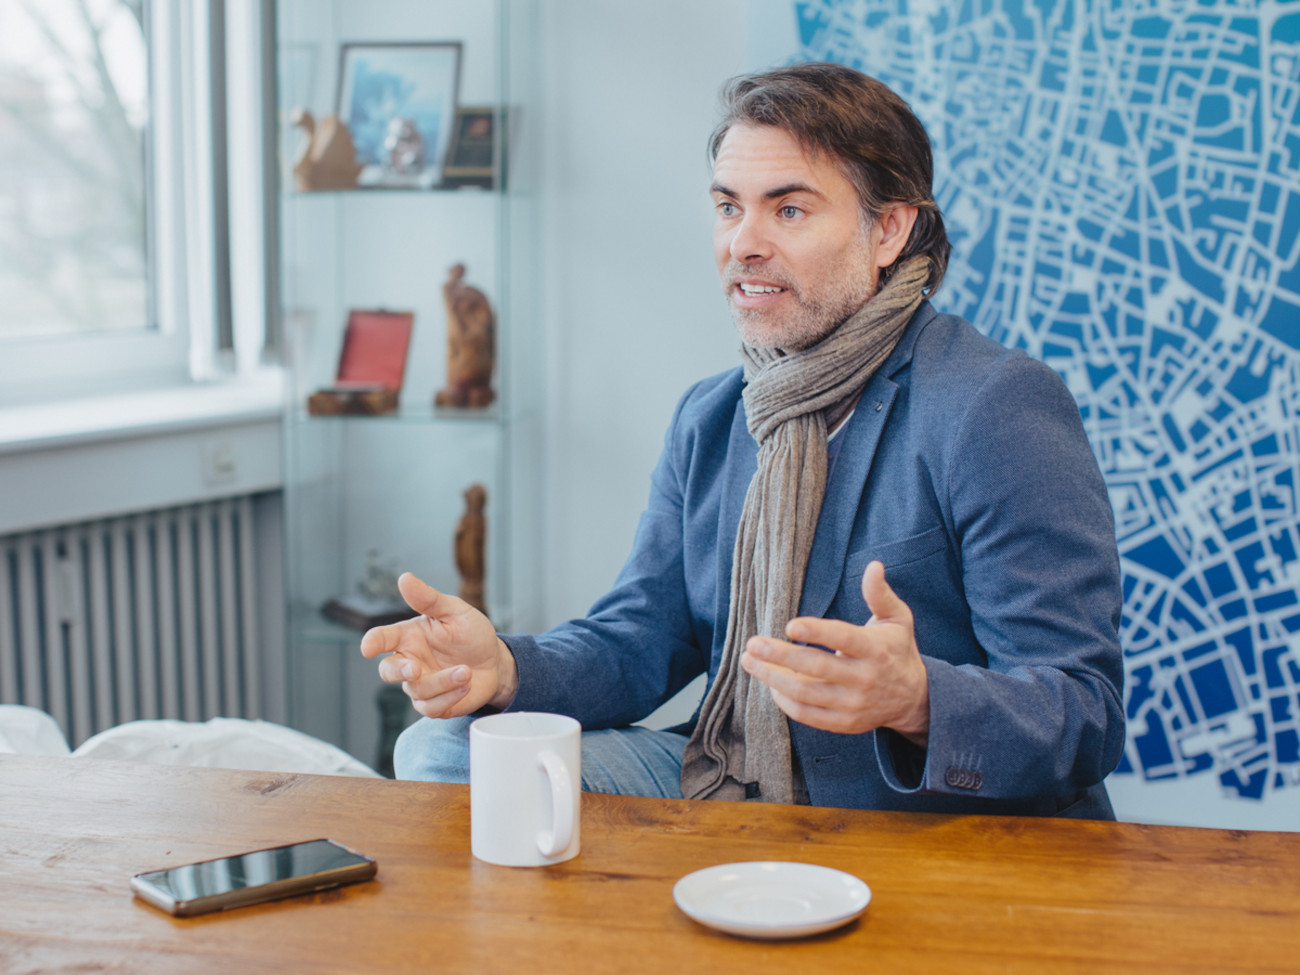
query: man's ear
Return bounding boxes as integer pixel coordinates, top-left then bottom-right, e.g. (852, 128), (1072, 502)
(873, 204), (919, 270)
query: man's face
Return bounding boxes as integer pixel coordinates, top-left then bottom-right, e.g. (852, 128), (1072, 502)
(711, 123), (884, 352)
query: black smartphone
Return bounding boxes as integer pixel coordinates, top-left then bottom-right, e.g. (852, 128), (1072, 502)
(130, 838), (378, 917)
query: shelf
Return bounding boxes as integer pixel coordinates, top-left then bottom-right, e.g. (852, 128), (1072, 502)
(290, 600), (515, 647)
(277, 0), (539, 771)
(294, 611), (371, 647)
(286, 184), (499, 197)
(289, 403), (504, 424)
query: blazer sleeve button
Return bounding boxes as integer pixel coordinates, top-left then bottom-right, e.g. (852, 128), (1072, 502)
(944, 767), (983, 791)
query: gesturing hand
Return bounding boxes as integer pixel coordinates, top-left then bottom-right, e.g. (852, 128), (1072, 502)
(359, 572), (518, 719)
(740, 560), (930, 746)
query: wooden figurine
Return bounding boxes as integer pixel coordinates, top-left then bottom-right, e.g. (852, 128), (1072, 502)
(455, 484), (488, 616)
(291, 108), (364, 191)
(435, 264), (496, 408)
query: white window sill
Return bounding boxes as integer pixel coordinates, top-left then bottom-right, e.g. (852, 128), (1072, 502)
(0, 369), (286, 534)
(0, 368), (284, 455)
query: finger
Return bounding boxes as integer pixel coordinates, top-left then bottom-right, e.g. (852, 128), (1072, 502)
(783, 616), (876, 659)
(360, 621), (403, 659)
(861, 560), (911, 623)
(359, 627), (385, 659)
(742, 639), (848, 709)
(359, 613), (425, 660)
(403, 664), (471, 702)
(376, 651), (420, 684)
(767, 686), (862, 736)
(397, 571), (462, 621)
(746, 635), (844, 680)
(409, 680), (473, 719)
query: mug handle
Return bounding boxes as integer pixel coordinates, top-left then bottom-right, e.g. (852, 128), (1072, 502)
(536, 750), (575, 858)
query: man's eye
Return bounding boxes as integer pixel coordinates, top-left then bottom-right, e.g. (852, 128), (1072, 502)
(780, 205), (802, 219)
(717, 202), (738, 217)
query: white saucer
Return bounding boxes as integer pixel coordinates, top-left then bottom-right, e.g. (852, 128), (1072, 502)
(673, 861), (871, 939)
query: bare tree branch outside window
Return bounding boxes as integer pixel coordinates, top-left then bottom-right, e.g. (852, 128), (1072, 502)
(0, 0), (148, 339)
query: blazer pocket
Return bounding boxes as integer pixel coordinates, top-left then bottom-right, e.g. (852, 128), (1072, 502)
(832, 527), (952, 624)
(846, 525), (949, 578)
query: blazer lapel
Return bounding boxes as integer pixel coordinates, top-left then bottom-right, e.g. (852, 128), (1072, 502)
(796, 302), (935, 619)
(796, 374), (898, 619)
(713, 397), (757, 665)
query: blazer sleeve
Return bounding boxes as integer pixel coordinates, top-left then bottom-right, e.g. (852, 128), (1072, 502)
(876, 353), (1126, 802)
(500, 384), (713, 728)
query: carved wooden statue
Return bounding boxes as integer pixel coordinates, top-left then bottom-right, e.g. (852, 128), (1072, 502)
(435, 264), (496, 408)
(291, 109), (364, 191)
(455, 483), (488, 616)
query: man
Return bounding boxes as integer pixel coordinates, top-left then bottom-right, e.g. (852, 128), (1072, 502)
(362, 63), (1125, 817)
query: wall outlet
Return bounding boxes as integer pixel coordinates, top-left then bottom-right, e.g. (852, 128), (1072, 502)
(201, 439), (239, 486)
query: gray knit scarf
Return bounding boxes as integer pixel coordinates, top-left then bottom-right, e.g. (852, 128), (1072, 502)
(680, 256), (930, 803)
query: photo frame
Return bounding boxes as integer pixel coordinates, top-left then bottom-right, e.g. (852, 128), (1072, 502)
(336, 41), (462, 189)
(441, 107), (508, 190)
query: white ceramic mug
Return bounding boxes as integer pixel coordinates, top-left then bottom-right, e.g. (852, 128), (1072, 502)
(469, 712), (581, 866)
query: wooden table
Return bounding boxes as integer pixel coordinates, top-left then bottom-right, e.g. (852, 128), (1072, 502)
(2, 755), (1297, 974)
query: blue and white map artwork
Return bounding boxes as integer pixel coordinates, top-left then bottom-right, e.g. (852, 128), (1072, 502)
(790, 0), (1300, 800)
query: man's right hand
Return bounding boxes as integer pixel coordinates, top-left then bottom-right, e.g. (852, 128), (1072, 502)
(360, 572), (518, 718)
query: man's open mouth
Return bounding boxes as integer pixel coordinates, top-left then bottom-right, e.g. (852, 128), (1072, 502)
(737, 283), (787, 296)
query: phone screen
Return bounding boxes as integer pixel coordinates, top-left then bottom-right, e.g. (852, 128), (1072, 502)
(132, 839), (377, 916)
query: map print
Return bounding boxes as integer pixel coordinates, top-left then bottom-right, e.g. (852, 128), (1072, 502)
(792, 0), (1300, 799)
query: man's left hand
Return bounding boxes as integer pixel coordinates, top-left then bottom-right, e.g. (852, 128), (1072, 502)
(740, 559), (930, 747)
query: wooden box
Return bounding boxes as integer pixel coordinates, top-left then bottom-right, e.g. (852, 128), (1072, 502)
(307, 309), (414, 416)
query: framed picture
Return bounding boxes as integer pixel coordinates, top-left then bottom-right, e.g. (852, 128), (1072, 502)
(442, 106), (508, 189)
(336, 41), (462, 188)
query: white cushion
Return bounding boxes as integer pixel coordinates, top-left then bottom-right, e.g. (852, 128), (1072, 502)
(71, 717), (380, 778)
(0, 705), (72, 757)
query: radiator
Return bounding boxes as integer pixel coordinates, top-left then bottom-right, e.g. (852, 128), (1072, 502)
(0, 497), (264, 748)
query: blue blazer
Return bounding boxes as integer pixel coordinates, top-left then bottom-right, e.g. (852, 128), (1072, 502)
(505, 304), (1125, 817)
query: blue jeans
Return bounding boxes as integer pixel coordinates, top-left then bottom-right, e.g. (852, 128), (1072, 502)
(394, 715), (687, 799)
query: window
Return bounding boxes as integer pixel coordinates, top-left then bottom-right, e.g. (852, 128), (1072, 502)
(0, 0), (148, 342)
(0, 0), (274, 409)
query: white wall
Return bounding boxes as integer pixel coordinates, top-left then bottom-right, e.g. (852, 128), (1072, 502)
(534, 0), (755, 626)
(528, 5), (1300, 831)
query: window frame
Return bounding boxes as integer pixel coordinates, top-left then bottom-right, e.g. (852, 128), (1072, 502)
(0, 0), (273, 409)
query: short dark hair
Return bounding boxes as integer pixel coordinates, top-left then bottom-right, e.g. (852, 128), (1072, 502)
(710, 62), (949, 294)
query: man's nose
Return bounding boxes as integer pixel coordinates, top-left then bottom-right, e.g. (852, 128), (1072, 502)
(729, 215), (773, 263)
